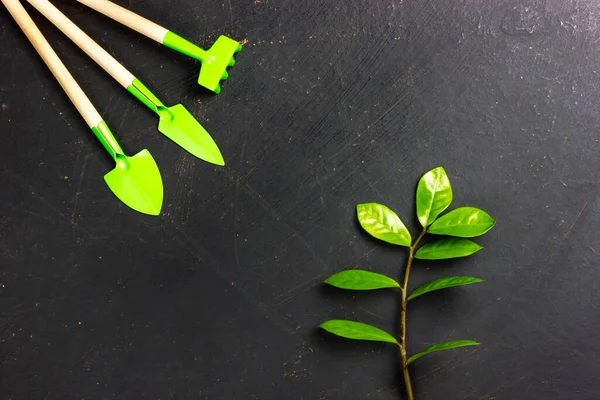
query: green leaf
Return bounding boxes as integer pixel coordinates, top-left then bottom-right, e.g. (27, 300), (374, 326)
(408, 276), (484, 301)
(357, 203), (411, 246)
(416, 167), (453, 227)
(324, 270), (400, 290)
(407, 340), (480, 364)
(319, 320), (399, 345)
(414, 238), (482, 260)
(429, 207), (495, 237)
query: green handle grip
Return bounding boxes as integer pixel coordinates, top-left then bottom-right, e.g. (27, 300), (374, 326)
(162, 31), (208, 62)
(126, 78), (172, 120)
(91, 121), (124, 159)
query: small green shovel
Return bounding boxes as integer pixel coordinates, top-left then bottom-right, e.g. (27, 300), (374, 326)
(94, 122), (163, 215)
(29, 0), (225, 166)
(77, 0), (242, 94)
(3, 0), (163, 215)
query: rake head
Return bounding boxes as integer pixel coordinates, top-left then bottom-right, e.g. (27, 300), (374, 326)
(198, 35), (242, 94)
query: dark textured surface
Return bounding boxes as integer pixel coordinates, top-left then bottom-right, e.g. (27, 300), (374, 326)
(1, 0), (600, 399)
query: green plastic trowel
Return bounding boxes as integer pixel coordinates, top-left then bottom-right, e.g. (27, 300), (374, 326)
(28, 0), (225, 166)
(76, 0), (242, 94)
(94, 122), (163, 215)
(127, 79), (224, 165)
(3, 0), (163, 215)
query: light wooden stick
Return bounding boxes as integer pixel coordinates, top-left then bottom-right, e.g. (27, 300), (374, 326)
(1, 0), (102, 128)
(28, 0), (136, 89)
(76, 0), (169, 44)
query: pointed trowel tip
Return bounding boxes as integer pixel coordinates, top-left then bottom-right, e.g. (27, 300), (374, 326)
(146, 202), (162, 216)
(159, 104), (226, 166)
(215, 153), (225, 167)
(202, 151), (225, 166)
(185, 139), (225, 166)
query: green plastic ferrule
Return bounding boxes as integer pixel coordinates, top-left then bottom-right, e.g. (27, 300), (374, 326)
(127, 79), (172, 120)
(91, 121), (123, 160)
(163, 31), (208, 62)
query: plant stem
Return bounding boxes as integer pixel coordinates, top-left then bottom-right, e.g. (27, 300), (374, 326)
(400, 228), (427, 400)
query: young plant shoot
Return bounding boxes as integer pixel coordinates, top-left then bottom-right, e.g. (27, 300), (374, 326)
(319, 167), (495, 400)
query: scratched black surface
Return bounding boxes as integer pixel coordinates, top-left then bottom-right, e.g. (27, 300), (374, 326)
(1, 0), (600, 399)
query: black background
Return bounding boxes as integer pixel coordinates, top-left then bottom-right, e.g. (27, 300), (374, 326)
(1, 0), (600, 399)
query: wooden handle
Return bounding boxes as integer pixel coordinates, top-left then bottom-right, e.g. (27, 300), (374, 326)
(1, 0), (102, 128)
(28, 0), (136, 89)
(76, 0), (169, 44)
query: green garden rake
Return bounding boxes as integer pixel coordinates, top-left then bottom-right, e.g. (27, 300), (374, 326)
(77, 0), (242, 94)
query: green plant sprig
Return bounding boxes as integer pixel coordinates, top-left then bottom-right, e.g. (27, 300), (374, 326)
(318, 167), (495, 400)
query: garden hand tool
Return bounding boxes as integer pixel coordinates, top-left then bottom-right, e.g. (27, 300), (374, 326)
(28, 0), (225, 166)
(76, 0), (241, 94)
(2, 0), (163, 215)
